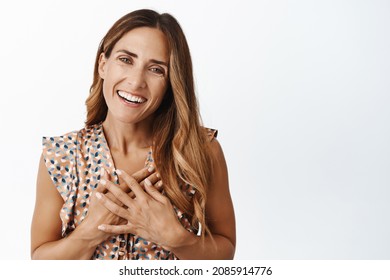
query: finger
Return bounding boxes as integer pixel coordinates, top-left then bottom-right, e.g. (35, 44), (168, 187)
(139, 172), (160, 189)
(104, 168), (112, 181)
(97, 223), (133, 235)
(154, 180), (163, 192)
(117, 181), (132, 193)
(116, 169), (147, 200)
(102, 169), (134, 197)
(105, 191), (125, 207)
(95, 192), (130, 220)
(99, 168), (125, 205)
(101, 180), (134, 208)
(144, 178), (167, 204)
(131, 165), (156, 182)
(95, 169), (125, 206)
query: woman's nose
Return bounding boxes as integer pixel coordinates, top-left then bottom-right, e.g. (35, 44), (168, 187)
(127, 67), (146, 90)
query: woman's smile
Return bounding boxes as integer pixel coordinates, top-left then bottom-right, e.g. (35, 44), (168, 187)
(116, 90), (147, 106)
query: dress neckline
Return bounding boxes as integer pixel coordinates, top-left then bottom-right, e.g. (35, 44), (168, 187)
(93, 122), (153, 183)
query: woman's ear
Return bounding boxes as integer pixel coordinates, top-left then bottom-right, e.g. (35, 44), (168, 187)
(98, 53), (107, 79)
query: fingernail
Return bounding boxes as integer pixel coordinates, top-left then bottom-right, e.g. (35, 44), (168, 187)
(156, 173), (160, 178)
(144, 178), (152, 187)
(100, 168), (105, 176)
(96, 192), (102, 199)
(116, 169), (122, 175)
(148, 165), (155, 172)
(98, 225), (105, 230)
(100, 179), (106, 185)
(157, 181), (163, 187)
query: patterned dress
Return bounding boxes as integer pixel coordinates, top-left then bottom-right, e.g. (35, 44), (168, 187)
(42, 122), (217, 260)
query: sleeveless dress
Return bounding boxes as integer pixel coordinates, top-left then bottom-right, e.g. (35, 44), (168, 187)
(42, 122), (217, 260)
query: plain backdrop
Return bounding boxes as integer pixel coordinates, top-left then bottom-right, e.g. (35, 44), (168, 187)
(0, 0), (389, 260)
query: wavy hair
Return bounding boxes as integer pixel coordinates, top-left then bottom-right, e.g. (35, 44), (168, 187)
(85, 9), (213, 240)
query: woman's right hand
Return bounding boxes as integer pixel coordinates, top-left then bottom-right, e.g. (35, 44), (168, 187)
(77, 165), (162, 245)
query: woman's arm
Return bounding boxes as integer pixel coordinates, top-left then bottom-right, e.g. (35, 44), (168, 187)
(30, 155), (110, 259)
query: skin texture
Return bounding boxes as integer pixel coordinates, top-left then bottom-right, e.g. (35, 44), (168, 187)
(31, 27), (235, 259)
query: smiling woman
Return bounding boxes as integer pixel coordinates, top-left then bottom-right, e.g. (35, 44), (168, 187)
(30, 9), (236, 260)
(99, 27), (169, 125)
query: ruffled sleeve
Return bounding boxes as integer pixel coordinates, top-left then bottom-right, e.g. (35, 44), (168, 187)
(206, 127), (218, 141)
(42, 131), (78, 201)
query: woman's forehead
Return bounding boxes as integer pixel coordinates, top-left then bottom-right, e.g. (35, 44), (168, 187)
(113, 27), (169, 62)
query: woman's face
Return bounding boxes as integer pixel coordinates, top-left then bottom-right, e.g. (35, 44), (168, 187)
(99, 27), (169, 125)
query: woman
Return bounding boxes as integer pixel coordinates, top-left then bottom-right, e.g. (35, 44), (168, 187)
(31, 9), (235, 260)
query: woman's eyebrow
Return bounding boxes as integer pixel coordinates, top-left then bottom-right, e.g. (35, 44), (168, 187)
(150, 59), (168, 67)
(117, 49), (137, 58)
(117, 49), (168, 67)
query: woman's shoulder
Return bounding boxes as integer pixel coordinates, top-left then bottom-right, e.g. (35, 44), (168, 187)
(202, 127), (226, 162)
(42, 123), (102, 148)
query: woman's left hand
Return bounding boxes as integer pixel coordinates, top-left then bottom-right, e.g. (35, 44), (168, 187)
(95, 169), (186, 250)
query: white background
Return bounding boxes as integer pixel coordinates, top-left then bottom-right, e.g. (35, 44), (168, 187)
(0, 0), (389, 260)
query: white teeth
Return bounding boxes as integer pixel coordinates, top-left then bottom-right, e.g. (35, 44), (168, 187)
(117, 90), (146, 104)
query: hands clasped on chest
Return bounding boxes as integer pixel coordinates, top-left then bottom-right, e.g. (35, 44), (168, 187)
(82, 165), (189, 251)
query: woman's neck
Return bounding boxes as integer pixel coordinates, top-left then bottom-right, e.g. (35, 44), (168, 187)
(102, 114), (153, 155)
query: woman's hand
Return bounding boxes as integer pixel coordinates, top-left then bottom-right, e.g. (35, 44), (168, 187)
(95, 169), (187, 250)
(78, 166), (161, 245)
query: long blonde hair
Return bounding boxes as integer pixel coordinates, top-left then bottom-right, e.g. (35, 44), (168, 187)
(86, 9), (213, 239)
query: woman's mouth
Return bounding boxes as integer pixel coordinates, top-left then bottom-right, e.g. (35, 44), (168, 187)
(117, 90), (147, 104)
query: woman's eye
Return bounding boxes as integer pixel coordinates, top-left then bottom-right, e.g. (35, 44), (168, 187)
(119, 57), (132, 64)
(150, 67), (164, 75)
